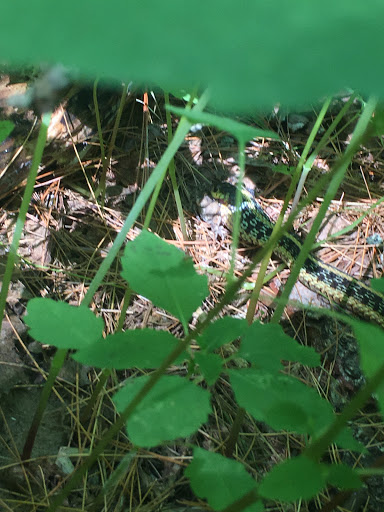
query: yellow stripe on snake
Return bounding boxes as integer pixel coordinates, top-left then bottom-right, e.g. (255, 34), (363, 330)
(211, 182), (384, 328)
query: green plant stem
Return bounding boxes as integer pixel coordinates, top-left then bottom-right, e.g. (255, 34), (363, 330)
(245, 247), (273, 324)
(320, 454), (384, 512)
(271, 96), (377, 323)
(272, 96), (354, 242)
(164, 91), (188, 241)
(305, 360), (384, 461)
(22, 348), (66, 460)
(224, 407), (246, 458)
(46, 223), (297, 510)
(291, 96), (331, 210)
(45, 98), (378, 510)
(301, 95), (356, 180)
(0, 111), (52, 334)
(80, 369), (110, 425)
(142, 92), (197, 232)
(23, 92), (210, 468)
(227, 140), (246, 284)
(83, 90), (209, 307)
(47, 194), (319, 510)
(92, 79), (108, 203)
(245, 199), (286, 323)
(80, 287), (132, 424)
(97, 82), (128, 204)
(228, 138), (257, 450)
(223, 361), (384, 512)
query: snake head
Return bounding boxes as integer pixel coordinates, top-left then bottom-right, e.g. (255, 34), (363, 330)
(211, 181), (271, 222)
(211, 182), (238, 204)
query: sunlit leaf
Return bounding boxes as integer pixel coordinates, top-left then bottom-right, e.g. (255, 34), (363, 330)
(121, 231), (208, 324)
(25, 298), (104, 349)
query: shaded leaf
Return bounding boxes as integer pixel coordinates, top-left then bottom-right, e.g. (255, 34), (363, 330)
(326, 464), (362, 490)
(194, 352), (223, 385)
(186, 447), (258, 510)
(196, 317), (248, 351)
(259, 456), (326, 501)
(229, 368), (333, 435)
(238, 322), (320, 371)
(335, 428), (367, 454)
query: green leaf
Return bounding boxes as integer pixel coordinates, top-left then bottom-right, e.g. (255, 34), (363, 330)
(167, 106), (279, 143)
(0, 120), (14, 143)
(72, 329), (186, 369)
(194, 352), (223, 385)
(2, 1), (384, 111)
(259, 456), (326, 501)
(229, 368), (334, 435)
(196, 317), (248, 351)
(326, 464), (362, 490)
(113, 375), (211, 447)
(335, 428), (367, 453)
(238, 322), (320, 371)
(265, 401), (309, 431)
(25, 298), (104, 349)
(185, 447), (258, 510)
(351, 320), (384, 413)
(121, 231), (208, 324)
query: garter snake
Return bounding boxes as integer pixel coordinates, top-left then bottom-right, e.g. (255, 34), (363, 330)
(211, 182), (384, 328)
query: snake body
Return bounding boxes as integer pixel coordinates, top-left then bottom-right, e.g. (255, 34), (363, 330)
(211, 182), (384, 328)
